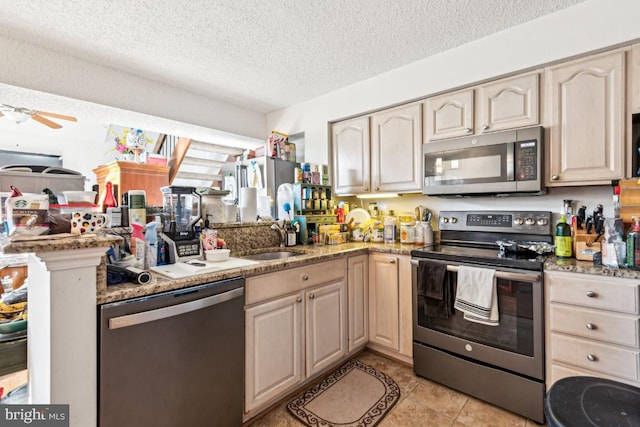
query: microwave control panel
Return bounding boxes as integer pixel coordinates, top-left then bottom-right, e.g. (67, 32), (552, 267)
(515, 140), (538, 181)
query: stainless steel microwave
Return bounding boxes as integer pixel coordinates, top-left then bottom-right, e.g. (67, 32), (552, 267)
(422, 126), (545, 197)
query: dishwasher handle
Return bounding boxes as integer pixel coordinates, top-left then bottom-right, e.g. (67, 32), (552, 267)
(108, 287), (244, 330)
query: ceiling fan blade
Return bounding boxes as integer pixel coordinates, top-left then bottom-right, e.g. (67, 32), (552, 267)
(31, 114), (62, 129)
(34, 111), (77, 122)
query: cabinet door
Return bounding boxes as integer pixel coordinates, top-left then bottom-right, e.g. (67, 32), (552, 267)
(425, 89), (474, 141)
(305, 280), (348, 377)
(475, 72), (540, 133)
(332, 116), (370, 195)
(245, 293), (304, 412)
(546, 51), (625, 186)
(368, 253), (400, 351)
(348, 254), (369, 352)
(371, 103), (423, 192)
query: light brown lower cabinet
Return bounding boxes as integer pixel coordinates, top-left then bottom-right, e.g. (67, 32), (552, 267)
(545, 270), (640, 388)
(244, 258), (347, 415)
(367, 253), (413, 363)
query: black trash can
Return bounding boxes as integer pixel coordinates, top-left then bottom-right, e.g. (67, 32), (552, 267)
(545, 376), (640, 427)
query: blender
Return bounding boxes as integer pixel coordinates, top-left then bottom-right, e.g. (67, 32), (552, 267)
(159, 186), (201, 263)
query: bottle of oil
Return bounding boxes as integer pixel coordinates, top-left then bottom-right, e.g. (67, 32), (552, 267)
(555, 210), (572, 258)
(626, 217), (640, 268)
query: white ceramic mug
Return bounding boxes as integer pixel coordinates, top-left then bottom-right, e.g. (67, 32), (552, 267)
(70, 212), (110, 235)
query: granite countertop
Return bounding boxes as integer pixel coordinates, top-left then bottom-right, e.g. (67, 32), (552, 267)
(1, 232), (123, 254)
(100, 242), (417, 304)
(544, 256), (640, 279)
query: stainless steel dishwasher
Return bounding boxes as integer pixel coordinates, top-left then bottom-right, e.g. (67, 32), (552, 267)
(99, 277), (244, 427)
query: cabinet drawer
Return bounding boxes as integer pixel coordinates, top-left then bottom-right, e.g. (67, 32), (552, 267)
(550, 363), (640, 390)
(246, 258), (347, 305)
(546, 272), (640, 314)
(550, 334), (640, 381)
(550, 304), (640, 347)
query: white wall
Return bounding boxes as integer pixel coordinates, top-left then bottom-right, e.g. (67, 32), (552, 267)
(266, 0), (640, 221)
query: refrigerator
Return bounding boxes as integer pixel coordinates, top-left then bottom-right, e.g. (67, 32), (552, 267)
(221, 157), (300, 219)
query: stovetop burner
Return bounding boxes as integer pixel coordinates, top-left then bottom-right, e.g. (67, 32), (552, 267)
(411, 244), (547, 271)
(411, 210), (553, 271)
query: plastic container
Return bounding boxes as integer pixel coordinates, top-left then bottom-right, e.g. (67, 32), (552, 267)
(128, 190), (146, 225)
(62, 191), (97, 205)
(205, 248), (230, 262)
(400, 222), (414, 244)
(371, 221), (384, 242)
(383, 217), (396, 243)
(326, 232), (348, 245)
(144, 221), (158, 268)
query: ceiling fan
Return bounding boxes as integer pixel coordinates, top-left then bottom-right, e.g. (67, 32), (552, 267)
(0, 104), (77, 129)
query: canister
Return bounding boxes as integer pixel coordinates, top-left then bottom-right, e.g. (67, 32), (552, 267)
(371, 221), (384, 242)
(383, 217), (396, 243)
(128, 190), (146, 226)
(400, 222), (414, 244)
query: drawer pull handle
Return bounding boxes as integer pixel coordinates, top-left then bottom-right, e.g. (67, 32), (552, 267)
(389, 259), (396, 264)
(587, 354), (597, 362)
(296, 297), (302, 303)
(309, 294), (315, 299)
(586, 291), (596, 298)
(586, 323), (596, 330)
(302, 275), (309, 281)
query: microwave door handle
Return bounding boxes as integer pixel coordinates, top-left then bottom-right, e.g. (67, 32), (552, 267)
(506, 142), (515, 181)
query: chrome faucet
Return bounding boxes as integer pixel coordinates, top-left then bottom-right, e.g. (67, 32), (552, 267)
(271, 222), (286, 247)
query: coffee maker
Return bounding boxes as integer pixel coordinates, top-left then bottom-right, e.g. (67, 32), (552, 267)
(159, 186), (201, 263)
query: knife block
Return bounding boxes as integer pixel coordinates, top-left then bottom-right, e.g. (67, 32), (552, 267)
(573, 228), (601, 261)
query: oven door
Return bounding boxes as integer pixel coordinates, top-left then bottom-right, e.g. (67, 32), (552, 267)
(411, 258), (544, 380)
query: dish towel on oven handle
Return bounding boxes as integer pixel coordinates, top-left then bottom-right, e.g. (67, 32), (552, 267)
(454, 265), (499, 326)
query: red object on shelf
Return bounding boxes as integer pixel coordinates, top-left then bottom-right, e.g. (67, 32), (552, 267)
(100, 181), (118, 213)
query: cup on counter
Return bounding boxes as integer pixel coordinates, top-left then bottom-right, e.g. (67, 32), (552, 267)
(70, 211), (110, 235)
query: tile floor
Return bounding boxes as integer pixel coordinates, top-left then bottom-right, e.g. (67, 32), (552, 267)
(249, 350), (546, 427)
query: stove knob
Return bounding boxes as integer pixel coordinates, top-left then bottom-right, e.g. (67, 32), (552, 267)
(537, 218), (548, 226)
(514, 217), (524, 225)
(525, 217), (535, 225)
(451, 217), (458, 224)
(441, 217), (449, 223)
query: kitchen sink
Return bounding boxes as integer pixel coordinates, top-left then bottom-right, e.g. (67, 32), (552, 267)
(240, 250), (306, 261)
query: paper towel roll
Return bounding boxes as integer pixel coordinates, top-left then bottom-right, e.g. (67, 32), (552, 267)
(239, 187), (257, 222)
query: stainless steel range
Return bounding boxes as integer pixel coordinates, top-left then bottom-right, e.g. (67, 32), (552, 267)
(411, 210), (553, 424)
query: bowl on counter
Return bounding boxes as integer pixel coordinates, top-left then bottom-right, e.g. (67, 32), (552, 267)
(0, 318), (27, 334)
(204, 249), (230, 262)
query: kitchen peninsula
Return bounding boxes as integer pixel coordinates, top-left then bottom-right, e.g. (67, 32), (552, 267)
(1, 230), (414, 426)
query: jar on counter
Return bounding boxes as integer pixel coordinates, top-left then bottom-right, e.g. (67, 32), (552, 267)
(400, 222), (414, 244)
(371, 221), (384, 242)
(383, 217), (396, 243)
(352, 222), (365, 241)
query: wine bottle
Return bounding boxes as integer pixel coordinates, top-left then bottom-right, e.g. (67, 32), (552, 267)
(555, 210), (572, 258)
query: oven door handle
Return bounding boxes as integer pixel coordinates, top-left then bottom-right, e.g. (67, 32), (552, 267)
(410, 260), (540, 282)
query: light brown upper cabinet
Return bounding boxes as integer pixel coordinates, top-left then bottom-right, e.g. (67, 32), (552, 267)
(332, 102), (422, 196)
(546, 50), (625, 186)
(425, 72), (540, 142)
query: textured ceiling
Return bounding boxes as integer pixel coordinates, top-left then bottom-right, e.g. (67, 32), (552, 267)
(0, 0), (587, 114)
